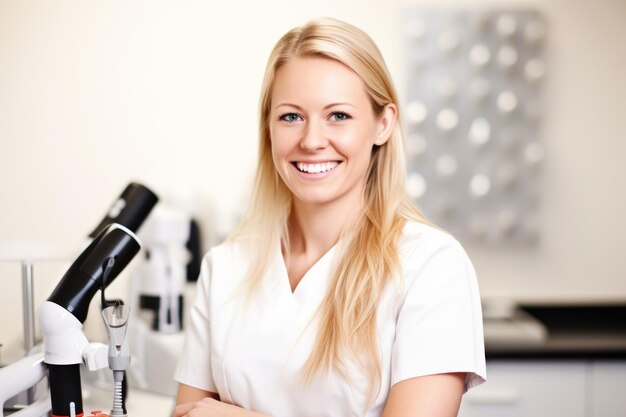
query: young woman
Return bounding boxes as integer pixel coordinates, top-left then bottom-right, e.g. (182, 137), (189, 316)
(173, 17), (486, 417)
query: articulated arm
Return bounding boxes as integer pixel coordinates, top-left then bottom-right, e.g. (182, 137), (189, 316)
(42, 183), (158, 417)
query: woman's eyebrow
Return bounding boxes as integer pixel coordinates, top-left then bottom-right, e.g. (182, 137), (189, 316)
(323, 102), (357, 110)
(274, 103), (304, 111)
(273, 102), (357, 110)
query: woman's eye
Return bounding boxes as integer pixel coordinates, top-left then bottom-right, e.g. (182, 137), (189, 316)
(279, 113), (301, 123)
(330, 112), (350, 122)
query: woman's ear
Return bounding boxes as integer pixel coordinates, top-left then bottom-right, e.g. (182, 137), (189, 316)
(374, 103), (398, 146)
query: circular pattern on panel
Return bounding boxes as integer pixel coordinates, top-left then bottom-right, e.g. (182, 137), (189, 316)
(405, 8), (545, 244)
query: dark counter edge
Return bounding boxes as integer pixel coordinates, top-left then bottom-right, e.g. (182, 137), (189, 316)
(486, 350), (626, 360)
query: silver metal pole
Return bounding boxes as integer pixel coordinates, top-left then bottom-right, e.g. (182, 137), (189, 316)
(21, 260), (36, 403)
(21, 261), (36, 353)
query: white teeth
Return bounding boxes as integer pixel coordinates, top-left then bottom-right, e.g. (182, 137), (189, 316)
(296, 161), (339, 173)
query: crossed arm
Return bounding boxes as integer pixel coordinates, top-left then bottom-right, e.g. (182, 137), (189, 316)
(173, 372), (465, 417)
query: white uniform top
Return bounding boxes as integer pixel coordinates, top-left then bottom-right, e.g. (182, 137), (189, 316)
(175, 221), (486, 417)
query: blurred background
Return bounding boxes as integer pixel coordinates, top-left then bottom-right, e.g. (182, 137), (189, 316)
(1, 0), (625, 416)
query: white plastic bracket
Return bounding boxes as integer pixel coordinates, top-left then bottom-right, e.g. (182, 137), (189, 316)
(82, 342), (109, 371)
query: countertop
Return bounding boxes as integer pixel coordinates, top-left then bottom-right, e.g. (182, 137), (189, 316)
(484, 303), (626, 360)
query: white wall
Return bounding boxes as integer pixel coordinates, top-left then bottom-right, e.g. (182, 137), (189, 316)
(1, 0), (625, 355)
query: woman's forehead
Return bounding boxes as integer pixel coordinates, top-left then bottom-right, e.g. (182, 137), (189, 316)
(271, 56), (369, 109)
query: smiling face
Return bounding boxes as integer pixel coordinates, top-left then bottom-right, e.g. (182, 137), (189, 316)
(269, 56), (394, 211)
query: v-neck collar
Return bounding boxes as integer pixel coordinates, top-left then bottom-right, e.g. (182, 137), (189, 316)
(276, 239), (340, 297)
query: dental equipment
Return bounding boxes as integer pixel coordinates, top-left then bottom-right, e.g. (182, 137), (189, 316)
(0, 182), (158, 417)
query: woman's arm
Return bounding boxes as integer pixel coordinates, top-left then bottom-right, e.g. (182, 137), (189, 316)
(174, 374), (464, 417)
(173, 383), (220, 417)
(381, 372), (466, 417)
(174, 383), (270, 417)
(176, 383), (220, 405)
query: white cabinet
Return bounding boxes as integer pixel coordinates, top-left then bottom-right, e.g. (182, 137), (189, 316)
(589, 361), (626, 417)
(459, 360), (626, 417)
(459, 361), (587, 417)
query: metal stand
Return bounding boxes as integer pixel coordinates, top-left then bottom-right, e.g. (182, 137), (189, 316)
(21, 261), (36, 404)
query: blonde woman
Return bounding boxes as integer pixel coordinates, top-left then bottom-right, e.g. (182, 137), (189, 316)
(173, 17), (486, 417)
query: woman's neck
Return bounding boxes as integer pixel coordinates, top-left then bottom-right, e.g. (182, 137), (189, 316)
(287, 197), (362, 257)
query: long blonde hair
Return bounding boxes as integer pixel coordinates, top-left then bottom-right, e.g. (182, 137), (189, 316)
(230, 17), (430, 404)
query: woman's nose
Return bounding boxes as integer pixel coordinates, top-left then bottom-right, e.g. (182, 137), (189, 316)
(299, 121), (329, 151)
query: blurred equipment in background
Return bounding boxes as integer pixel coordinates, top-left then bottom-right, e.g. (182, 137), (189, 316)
(127, 205), (202, 396)
(404, 9), (546, 244)
(132, 206), (201, 333)
(186, 219), (202, 283)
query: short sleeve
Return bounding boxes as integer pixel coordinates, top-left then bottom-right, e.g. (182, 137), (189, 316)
(174, 251), (218, 393)
(391, 237), (486, 392)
